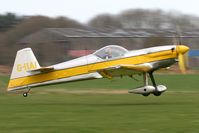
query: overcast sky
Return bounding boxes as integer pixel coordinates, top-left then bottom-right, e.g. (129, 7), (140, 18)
(0, 0), (199, 23)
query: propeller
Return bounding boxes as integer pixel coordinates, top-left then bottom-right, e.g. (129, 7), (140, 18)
(173, 28), (189, 73)
(175, 43), (189, 74)
(178, 50), (186, 73)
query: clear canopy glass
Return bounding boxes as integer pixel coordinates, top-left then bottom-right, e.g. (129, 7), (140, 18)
(93, 45), (128, 60)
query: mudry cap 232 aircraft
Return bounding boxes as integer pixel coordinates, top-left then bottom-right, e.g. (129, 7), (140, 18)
(7, 44), (189, 97)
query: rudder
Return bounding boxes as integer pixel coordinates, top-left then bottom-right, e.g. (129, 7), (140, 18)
(8, 48), (40, 90)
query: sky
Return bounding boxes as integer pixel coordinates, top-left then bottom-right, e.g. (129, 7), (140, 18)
(0, 0), (199, 23)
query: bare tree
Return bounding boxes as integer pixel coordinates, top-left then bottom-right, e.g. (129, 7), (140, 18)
(88, 14), (122, 29)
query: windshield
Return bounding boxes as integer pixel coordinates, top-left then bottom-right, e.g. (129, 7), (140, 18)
(93, 45), (128, 60)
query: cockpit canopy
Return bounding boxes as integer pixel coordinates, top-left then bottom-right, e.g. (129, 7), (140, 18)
(93, 45), (128, 60)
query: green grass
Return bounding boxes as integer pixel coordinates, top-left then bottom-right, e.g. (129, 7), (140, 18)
(1, 74), (199, 91)
(0, 74), (199, 133)
(34, 74), (199, 91)
(1, 93), (199, 133)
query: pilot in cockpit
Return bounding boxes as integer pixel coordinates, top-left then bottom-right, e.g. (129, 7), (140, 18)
(104, 48), (112, 59)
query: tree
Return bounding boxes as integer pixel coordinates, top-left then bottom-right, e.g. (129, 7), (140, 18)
(0, 13), (22, 32)
(0, 15), (84, 65)
(88, 14), (122, 29)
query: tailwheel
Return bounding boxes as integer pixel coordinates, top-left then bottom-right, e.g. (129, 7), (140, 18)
(23, 87), (31, 97)
(23, 92), (28, 97)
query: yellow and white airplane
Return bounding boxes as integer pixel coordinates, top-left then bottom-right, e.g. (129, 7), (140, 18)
(7, 44), (189, 97)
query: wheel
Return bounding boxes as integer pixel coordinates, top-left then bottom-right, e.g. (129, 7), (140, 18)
(153, 91), (161, 96)
(142, 93), (150, 97)
(23, 92), (28, 97)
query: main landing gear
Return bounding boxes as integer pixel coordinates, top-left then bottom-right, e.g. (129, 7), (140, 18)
(128, 72), (167, 96)
(141, 72), (165, 96)
(148, 71), (162, 96)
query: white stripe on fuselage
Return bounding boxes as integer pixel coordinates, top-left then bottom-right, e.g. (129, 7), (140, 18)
(125, 45), (176, 57)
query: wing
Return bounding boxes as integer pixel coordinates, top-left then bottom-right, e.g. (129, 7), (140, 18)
(96, 63), (152, 79)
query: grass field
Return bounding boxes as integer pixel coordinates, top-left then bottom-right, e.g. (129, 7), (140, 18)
(0, 74), (199, 133)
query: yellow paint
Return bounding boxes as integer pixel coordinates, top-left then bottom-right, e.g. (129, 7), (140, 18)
(17, 64), (22, 72)
(99, 70), (113, 79)
(17, 62), (37, 72)
(121, 65), (151, 72)
(8, 50), (177, 89)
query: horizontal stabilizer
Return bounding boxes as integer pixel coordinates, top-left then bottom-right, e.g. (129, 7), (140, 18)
(27, 66), (54, 73)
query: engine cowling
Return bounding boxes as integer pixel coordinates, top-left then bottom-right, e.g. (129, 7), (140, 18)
(128, 85), (167, 95)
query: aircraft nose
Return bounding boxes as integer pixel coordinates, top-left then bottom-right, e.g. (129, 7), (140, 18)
(176, 45), (190, 54)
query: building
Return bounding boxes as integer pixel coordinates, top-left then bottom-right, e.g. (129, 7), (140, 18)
(18, 28), (199, 66)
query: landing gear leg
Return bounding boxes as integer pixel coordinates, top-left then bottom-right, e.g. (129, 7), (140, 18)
(149, 72), (161, 96)
(23, 87), (31, 97)
(143, 72), (148, 86)
(142, 73), (150, 97)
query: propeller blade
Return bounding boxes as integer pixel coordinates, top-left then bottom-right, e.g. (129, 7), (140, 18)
(178, 53), (186, 73)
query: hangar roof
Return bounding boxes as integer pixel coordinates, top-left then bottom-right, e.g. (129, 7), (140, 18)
(44, 28), (199, 38)
(19, 28), (199, 44)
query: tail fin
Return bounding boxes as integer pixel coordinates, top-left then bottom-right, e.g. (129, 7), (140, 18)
(8, 48), (40, 90)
